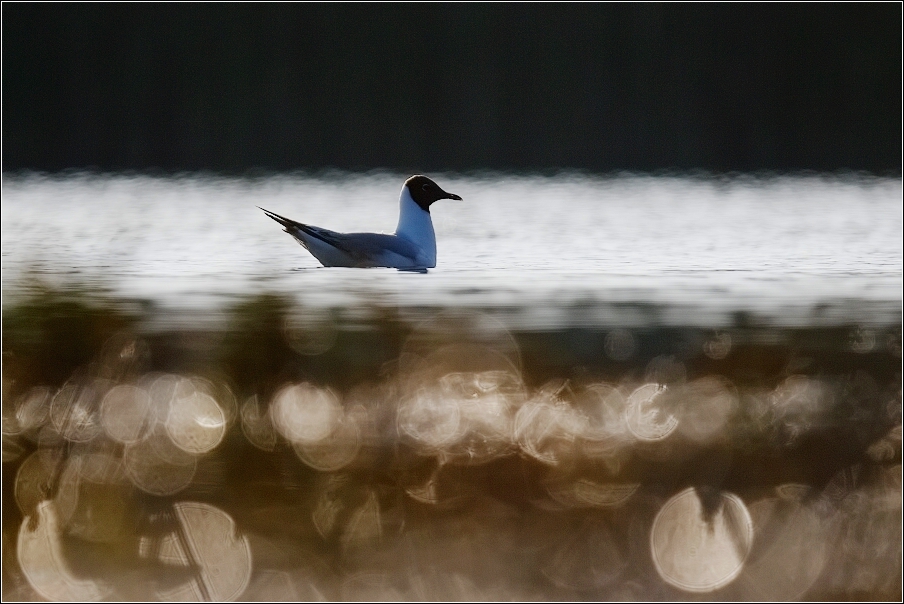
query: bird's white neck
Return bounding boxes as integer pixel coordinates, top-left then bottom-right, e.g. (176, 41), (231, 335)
(395, 186), (437, 266)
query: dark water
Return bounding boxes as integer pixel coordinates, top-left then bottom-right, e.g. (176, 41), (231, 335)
(2, 174), (901, 600)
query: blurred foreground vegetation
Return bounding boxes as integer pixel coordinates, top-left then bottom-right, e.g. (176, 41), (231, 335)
(2, 282), (901, 601)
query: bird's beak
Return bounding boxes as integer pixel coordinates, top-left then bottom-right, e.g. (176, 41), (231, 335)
(444, 192), (462, 201)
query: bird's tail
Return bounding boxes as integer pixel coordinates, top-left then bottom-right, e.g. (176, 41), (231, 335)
(258, 207), (303, 232)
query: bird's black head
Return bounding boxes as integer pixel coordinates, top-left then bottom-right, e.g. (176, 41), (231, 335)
(405, 175), (462, 212)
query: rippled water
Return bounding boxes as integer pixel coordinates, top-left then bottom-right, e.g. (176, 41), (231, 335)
(3, 172), (901, 326)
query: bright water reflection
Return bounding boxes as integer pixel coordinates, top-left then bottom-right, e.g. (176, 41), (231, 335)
(2, 172), (901, 327)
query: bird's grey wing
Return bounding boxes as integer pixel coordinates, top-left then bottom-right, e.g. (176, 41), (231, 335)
(339, 233), (424, 265)
(259, 207), (424, 267)
(295, 224), (356, 252)
(290, 228), (422, 263)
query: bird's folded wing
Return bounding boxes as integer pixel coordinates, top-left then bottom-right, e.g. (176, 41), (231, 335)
(294, 225), (421, 263)
(335, 232), (424, 263)
(259, 207), (425, 267)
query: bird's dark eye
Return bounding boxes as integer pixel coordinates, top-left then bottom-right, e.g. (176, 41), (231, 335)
(422, 184), (431, 191)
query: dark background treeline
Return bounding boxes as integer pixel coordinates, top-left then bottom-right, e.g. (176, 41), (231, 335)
(2, 3), (900, 174)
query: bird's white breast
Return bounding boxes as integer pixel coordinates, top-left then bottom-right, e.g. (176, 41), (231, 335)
(394, 187), (437, 268)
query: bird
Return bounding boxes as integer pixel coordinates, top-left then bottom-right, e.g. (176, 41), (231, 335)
(260, 175), (461, 269)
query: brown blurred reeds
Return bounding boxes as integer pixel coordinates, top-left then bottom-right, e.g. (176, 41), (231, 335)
(2, 282), (900, 601)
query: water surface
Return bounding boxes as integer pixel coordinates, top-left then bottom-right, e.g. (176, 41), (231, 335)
(3, 172), (901, 327)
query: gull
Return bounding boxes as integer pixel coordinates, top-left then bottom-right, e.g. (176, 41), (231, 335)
(260, 175), (461, 269)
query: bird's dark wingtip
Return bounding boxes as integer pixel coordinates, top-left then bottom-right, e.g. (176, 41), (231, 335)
(259, 207), (296, 229)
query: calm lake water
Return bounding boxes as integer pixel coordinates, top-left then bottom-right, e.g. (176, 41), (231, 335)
(2, 173), (901, 601)
(2, 172), (901, 326)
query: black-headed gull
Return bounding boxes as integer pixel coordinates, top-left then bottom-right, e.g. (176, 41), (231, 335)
(260, 175), (461, 269)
